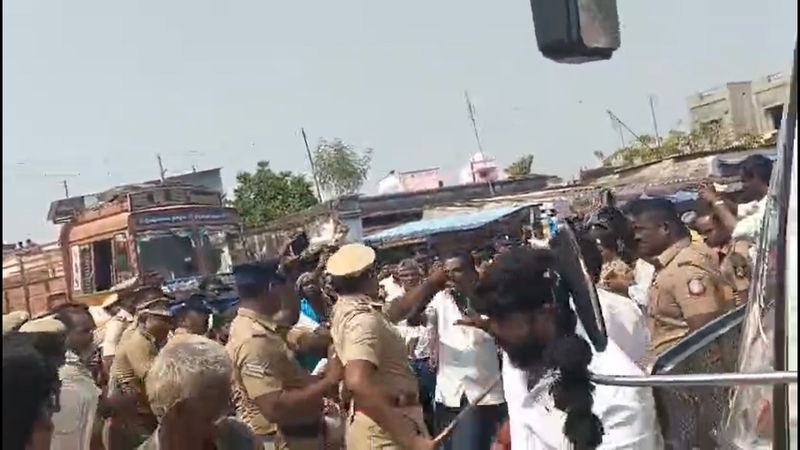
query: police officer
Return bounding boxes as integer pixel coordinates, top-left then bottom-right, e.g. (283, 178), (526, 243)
(107, 298), (173, 450)
(227, 261), (342, 450)
(326, 244), (445, 450)
(693, 214), (752, 306)
(627, 199), (729, 361)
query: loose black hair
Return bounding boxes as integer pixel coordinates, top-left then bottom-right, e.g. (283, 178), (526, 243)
(3, 336), (59, 450)
(475, 247), (604, 449)
(740, 154), (773, 184)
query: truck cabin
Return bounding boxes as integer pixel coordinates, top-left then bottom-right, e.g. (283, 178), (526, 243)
(56, 185), (242, 302)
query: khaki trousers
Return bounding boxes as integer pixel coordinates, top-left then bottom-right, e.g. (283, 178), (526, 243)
(345, 406), (427, 450)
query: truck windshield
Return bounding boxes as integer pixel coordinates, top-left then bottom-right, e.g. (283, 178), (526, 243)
(136, 229), (200, 281)
(198, 226), (239, 275)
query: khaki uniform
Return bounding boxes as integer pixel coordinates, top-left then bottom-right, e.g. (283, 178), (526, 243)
(330, 294), (427, 450)
(716, 240), (752, 306)
(226, 308), (321, 450)
(107, 327), (160, 449)
(646, 239), (729, 358)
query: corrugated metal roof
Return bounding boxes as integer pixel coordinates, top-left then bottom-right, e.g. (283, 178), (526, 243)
(364, 204), (528, 245)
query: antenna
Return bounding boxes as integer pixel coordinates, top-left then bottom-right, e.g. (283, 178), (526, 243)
(606, 110), (657, 150)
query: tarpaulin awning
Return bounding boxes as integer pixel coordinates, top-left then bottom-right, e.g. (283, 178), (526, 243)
(364, 204), (529, 245)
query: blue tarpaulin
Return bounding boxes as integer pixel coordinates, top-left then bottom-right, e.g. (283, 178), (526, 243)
(364, 204), (529, 245)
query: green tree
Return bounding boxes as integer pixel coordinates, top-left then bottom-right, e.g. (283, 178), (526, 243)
(505, 154), (534, 179)
(313, 138), (372, 198)
(599, 122), (764, 168)
(233, 161), (318, 228)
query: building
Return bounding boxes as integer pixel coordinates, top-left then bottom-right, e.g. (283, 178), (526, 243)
(687, 72), (789, 135)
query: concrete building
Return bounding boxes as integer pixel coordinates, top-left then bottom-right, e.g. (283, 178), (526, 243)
(687, 72), (789, 135)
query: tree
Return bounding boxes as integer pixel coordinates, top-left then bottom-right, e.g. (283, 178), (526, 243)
(313, 138), (372, 198)
(233, 161), (318, 228)
(505, 155), (534, 179)
(599, 122), (765, 168)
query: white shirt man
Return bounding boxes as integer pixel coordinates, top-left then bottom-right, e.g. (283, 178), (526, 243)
(502, 331), (662, 449)
(426, 290), (505, 407)
(50, 350), (101, 450)
(101, 308), (134, 359)
(597, 288), (649, 363)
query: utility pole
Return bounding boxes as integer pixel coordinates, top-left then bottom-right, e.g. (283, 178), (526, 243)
(157, 154), (166, 182)
(62, 180), (69, 198)
(649, 95), (662, 146)
(465, 91), (485, 157)
(301, 128), (324, 202)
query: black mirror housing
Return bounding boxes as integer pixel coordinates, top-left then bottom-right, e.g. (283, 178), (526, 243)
(529, 0), (621, 63)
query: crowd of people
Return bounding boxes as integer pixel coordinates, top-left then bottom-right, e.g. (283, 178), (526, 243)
(2, 154), (773, 450)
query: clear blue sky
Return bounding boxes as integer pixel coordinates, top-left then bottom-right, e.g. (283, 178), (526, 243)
(3, 0), (796, 242)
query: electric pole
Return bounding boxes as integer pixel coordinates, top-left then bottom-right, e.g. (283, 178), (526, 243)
(62, 180), (69, 198)
(301, 128), (324, 202)
(649, 95), (662, 146)
(157, 154), (166, 182)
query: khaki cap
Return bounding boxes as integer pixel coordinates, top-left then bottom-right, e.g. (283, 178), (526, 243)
(100, 292), (121, 309)
(325, 243), (376, 277)
(2, 311), (30, 334)
(18, 317), (67, 334)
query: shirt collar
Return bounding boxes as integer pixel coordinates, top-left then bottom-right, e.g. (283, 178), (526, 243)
(654, 238), (690, 269)
(237, 307), (279, 333)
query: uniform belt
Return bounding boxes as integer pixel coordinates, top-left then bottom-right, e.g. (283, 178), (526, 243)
(354, 392), (420, 414)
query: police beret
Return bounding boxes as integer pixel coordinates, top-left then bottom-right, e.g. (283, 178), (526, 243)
(326, 244), (376, 277)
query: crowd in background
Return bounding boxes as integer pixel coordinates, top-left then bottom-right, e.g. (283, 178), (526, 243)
(2, 154), (774, 450)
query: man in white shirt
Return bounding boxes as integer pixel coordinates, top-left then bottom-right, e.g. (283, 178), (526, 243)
(474, 247), (662, 449)
(50, 304), (101, 450)
(427, 253), (506, 450)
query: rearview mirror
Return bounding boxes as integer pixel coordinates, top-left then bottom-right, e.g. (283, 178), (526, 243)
(529, 0), (621, 63)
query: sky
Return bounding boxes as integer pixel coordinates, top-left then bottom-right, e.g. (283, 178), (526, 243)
(3, 0), (797, 242)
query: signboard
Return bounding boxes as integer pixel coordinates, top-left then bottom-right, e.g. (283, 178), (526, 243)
(132, 207), (238, 230)
(128, 187), (222, 213)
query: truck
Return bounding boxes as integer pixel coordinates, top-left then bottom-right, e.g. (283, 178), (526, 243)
(2, 181), (246, 312)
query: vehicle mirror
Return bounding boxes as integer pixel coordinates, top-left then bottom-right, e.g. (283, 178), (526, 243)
(529, 0), (621, 63)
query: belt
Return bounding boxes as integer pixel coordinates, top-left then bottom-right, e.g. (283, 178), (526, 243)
(353, 392), (420, 414)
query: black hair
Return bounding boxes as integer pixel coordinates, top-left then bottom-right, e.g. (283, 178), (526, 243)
(330, 271), (373, 296)
(233, 260), (284, 299)
(443, 251), (478, 272)
(585, 206), (636, 264)
(4, 330), (66, 371)
(51, 303), (92, 329)
(625, 198), (688, 237)
(475, 247), (604, 449)
(3, 337), (59, 450)
(576, 234), (603, 284)
(175, 295), (213, 320)
(740, 154), (773, 184)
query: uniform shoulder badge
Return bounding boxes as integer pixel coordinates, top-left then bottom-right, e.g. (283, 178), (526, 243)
(242, 362), (271, 379)
(688, 278), (707, 296)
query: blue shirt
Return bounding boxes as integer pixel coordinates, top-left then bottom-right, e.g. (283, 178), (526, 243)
(296, 298), (322, 372)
